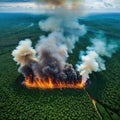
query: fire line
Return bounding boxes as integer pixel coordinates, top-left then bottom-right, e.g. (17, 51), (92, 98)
(23, 76), (85, 89)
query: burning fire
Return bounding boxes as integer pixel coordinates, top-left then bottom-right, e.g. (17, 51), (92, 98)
(22, 75), (85, 89)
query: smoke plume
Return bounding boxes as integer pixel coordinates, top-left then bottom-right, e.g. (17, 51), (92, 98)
(12, 1), (119, 89)
(76, 33), (119, 83)
(12, 38), (82, 85)
(12, 0), (87, 88)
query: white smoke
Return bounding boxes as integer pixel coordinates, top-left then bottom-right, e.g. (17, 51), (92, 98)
(76, 33), (119, 83)
(39, 17), (61, 32)
(87, 34), (118, 57)
(76, 51), (99, 81)
(12, 39), (38, 66)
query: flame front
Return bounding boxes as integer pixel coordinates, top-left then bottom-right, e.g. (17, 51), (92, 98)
(22, 75), (85, 89)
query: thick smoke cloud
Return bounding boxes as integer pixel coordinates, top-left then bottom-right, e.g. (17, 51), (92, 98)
(12, 39), (81, 84)
(12, 0), (87, 87)
(76, 33), (119, 83)
(12, 1), (119, 89)
(38, 2), (87, 53)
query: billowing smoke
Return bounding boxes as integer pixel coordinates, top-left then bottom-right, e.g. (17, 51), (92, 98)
(12, 39), (37, 66)
(12, 38), (81, 84)
(12, 0), (87, 87)
(76, 33), (119, 83)
(12, 1), (119, 89)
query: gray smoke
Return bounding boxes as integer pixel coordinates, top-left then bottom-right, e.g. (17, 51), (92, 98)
(37, 3), (87, 72)
(12, 39), (82, 83)
(35, 1), (87, 83)
(11, 3), (87, 84)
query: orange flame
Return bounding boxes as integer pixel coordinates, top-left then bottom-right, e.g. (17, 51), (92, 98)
(22, 75), (85, 89)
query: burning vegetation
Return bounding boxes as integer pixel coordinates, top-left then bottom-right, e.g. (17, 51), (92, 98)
(12, 0), (87, 89)
(12, 39), (86, 89)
